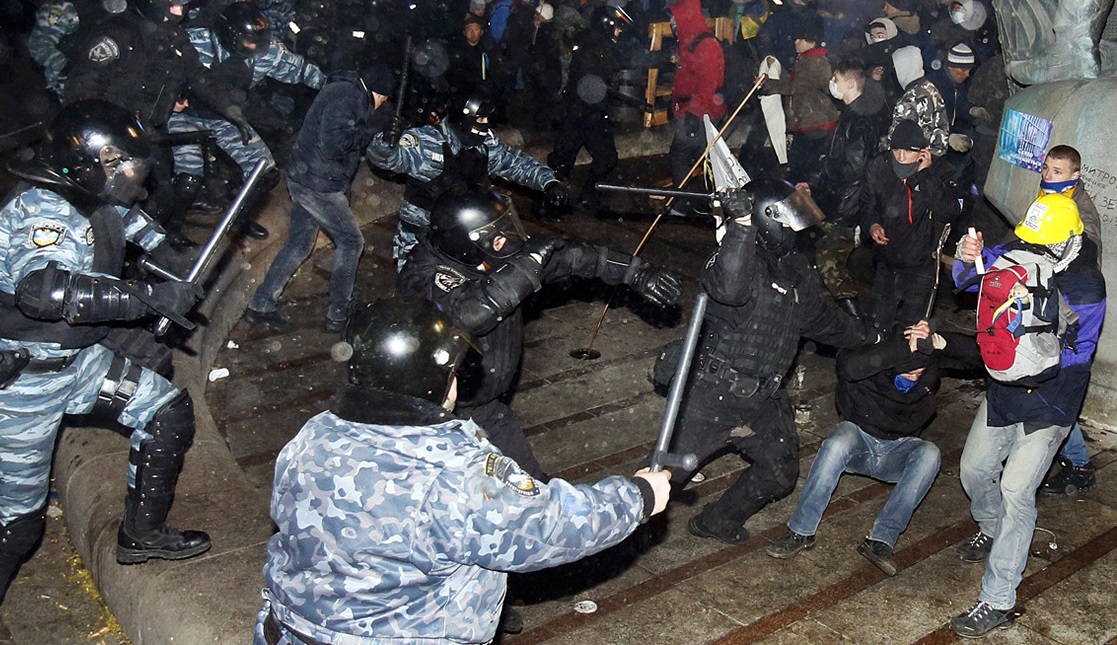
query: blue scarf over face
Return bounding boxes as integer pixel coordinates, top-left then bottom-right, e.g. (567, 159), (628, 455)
(894, 373), (918, 393)
(1040, 178), (1079, 194)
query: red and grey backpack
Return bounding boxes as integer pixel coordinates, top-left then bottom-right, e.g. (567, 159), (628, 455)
(975, 249), (1078, 386)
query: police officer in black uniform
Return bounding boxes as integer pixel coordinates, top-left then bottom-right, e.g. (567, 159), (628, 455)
(670, 180), (878, 545)
(397, 186), (682, 480)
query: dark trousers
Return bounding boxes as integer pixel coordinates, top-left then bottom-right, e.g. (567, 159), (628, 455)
(547, 109), (618, 192)
(669, 113), (710, 215)
(787, 129), (833, 185)
(871, 260), (937, 331)
(669, 376), (799, 534)
(460, 399), (549, 483)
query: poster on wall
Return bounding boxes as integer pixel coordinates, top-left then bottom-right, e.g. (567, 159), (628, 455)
(998, 109), (1053, 173)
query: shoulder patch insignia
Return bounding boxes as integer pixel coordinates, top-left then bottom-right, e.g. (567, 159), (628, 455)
(31, 223), (66, 248)
(434, 267), (467, 292)
(83, 226), (95, 245)
(399, 133), (419, 148)
(88, 36), (120, 63)
(485, 453), (540, 497)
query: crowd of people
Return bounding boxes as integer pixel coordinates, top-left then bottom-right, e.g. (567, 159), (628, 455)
(0, 0), (1107, 643)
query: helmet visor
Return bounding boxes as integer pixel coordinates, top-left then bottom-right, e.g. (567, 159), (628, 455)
(770, 187), (825, 231)
(100, 145), (151, 205)
(469, 195), (526, 262)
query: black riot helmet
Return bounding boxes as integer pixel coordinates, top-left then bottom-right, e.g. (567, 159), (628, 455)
(133, 0), (192, 25)
(453, 92), (496, 145)
(27, 99), (154, 207)
(216, 2), (272, 57)
(592, 5), (633, 42)
(746, 178), (825, 255)
(344, 298), (473, 405)
(429, 186), (528, 269)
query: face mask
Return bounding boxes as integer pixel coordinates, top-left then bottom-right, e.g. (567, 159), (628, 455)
(891, 156), (920, 179)
(1040, 178), (1079, 194)
(828, 79), (845, 100)
(950, 10), (966, 24)
(894, 373), (918, 393)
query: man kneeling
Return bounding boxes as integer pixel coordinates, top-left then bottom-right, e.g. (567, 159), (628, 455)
(766, 321), (980, 574)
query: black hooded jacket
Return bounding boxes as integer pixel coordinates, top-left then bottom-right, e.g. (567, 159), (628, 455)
(810, 84), (889, 225)
(835, 332), (981, 440)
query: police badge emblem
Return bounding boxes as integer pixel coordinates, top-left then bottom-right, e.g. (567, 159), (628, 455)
(485, 453), (540, 497)
(31, 223), (66, 248)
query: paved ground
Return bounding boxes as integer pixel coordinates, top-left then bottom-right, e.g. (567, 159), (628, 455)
(201, 159), (1117, 645)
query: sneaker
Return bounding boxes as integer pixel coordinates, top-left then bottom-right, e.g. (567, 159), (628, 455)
(766, 530), (816, 559)
(950, 601), (1019, 638)
(243, 307), (294, 334)
(1039, 460), (1096, 496)
(856, 538), (897, 576)
(688, 514), (750, 545)
(956, 531), (994, 563)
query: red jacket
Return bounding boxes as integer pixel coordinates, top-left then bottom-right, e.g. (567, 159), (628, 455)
(669, 0), (725, 120)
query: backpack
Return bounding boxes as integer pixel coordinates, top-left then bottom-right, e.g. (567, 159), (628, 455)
(974, 249), (1079, 386)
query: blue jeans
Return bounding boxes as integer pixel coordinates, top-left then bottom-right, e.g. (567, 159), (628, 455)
(1058, 422), (1089, 467)
(959, 398), (1070, 610)
(250, 181), (364, 322)
(788, 421), (941, 547)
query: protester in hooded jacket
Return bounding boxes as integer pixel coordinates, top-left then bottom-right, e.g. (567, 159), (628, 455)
(886, 45), (949, 158)
(754, 0), (822, 70)
(667, 0), (725, 216)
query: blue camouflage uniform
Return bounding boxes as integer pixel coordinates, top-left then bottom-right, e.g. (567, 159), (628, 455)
(28, 0), (80, 97)
(168, 28), (326, 179)
(256, 389), (649, 644)
(366, 122), (557, 266)
(0, 187), (175, 523)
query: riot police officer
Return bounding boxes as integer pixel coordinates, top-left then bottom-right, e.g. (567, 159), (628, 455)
(255, 297), (671, 644)
(0, 101), (209, 612)
(366, 93), (570, 268)
(169, 2), (327, 238)
(398, 186), (681, 480)
(669, 180), (877, 545)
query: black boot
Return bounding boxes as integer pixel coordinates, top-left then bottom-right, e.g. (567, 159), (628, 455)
(117, 490), (210, 564)
(0, 510), (46, 605)
(116, 434), (210, 564)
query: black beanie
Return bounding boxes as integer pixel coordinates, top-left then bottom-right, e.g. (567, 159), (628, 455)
(359, 65), (397, 97)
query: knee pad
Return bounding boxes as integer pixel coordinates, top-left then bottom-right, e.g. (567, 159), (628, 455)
(147, 390), (195, 451)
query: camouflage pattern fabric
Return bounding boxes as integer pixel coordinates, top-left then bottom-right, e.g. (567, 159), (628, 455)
(167, 111), (275, 178)
(187, 27), (325, 89)
(0, 188), (177, 523)
(814, 222), (859, 299)
(28, 0), (80, 96)
(256, 410), (645, 644)
(887, 79), (950, 158)
(366, 121), (558, 265)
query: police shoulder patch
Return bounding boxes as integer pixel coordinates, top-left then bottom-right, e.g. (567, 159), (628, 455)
(31, 223), (66, 248)
(485, 453), (540, 497)
(88, 36), (120, 63)
(399, 133), (419, 148)
(434, 266), (467, 292)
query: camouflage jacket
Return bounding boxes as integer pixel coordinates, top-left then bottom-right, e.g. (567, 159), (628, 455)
(186, 27), (325, 89)
(887, 78), (949, 158)
(261, 387), (647, 644)
(28, 0), (82, 95)
(365, 121), (557, 228)
(0, 187), (164, 357)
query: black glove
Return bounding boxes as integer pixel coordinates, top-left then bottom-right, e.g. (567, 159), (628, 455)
(719, 189), (753, 225)
(544, 181), (570, 209)
(627, 264), (682, 307)
(516, 235), (564, 273)
(143, 280), (203, 319)
(226, 106), (253, 145)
